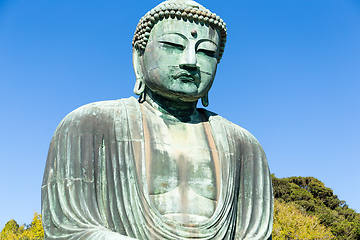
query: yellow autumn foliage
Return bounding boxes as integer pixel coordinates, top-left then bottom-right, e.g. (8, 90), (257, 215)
(272, 199), (334, 240)
(0, 212), (44, 240)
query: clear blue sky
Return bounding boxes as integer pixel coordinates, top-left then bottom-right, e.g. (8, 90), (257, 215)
(0, 0), (359, 229)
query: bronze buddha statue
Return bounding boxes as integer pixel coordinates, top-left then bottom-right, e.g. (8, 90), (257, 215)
(42, 1), (273, 239)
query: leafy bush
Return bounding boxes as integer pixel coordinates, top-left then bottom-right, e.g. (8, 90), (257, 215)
(272, 174), (360, 240)
(0, 213), (44, 240)
(272, 199), (334, 239)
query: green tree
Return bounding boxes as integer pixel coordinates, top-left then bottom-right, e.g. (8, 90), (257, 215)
(21, 213), (44, 240)
(272, 199), (334, 239)
(272, 174), (360, 240)
(0, 219), (25, 240)
(0, 213), (44, 240)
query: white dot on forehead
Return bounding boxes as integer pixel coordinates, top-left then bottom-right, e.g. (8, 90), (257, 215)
(191, 29), (197, 37)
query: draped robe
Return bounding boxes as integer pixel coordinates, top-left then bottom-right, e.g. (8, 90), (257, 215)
(42, 97), (273, 239)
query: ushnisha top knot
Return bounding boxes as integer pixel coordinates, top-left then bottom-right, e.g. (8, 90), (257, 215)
(132, 0), (227, 63)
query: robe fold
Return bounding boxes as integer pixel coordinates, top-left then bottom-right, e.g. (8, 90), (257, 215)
(42, 97), (273, 240)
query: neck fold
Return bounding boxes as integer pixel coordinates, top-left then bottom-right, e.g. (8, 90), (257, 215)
(144, 89), (198, 117)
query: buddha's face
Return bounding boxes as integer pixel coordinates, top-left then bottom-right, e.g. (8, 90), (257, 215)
(139, 18), (220, 102)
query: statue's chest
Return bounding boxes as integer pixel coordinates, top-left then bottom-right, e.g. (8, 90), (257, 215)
(141, 109), (220, 222)
(145, 120), (218, 198)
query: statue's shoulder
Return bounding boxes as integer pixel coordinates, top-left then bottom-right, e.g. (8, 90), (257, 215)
(199, 108), (260, 144)
(55, 97), (139, 133)
(67, 97), (138, 115)
(62, 97), (138, 119)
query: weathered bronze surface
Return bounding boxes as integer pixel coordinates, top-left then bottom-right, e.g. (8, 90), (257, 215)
(42, 0), (273, 239)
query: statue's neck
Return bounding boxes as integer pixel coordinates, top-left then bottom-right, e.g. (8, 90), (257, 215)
(144, 89), (197, 117)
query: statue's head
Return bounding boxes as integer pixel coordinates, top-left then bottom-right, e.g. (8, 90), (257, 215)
(132, 0), (227, 107)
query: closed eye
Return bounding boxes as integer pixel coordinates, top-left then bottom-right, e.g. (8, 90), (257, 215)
(197, 49), (216, 57)
(159, 41), (185, 50)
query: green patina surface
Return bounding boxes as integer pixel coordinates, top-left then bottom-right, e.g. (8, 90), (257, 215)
(42, 1), (273, 239)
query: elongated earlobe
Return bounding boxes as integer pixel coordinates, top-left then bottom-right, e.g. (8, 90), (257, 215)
(133, 48), (146, 96)
(201, 93), (209, 107)
(134, 78), (145, 95)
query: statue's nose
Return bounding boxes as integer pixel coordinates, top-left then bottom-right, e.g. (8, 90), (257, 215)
(179, 47), (198, 70)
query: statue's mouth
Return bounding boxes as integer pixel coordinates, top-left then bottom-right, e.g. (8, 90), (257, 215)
(174, 72), (199, 83)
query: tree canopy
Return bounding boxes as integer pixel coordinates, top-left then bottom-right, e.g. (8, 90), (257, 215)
(0, 213), (44, 240)
(272, 175), (360, 240)
(272, 198), (334, 239)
